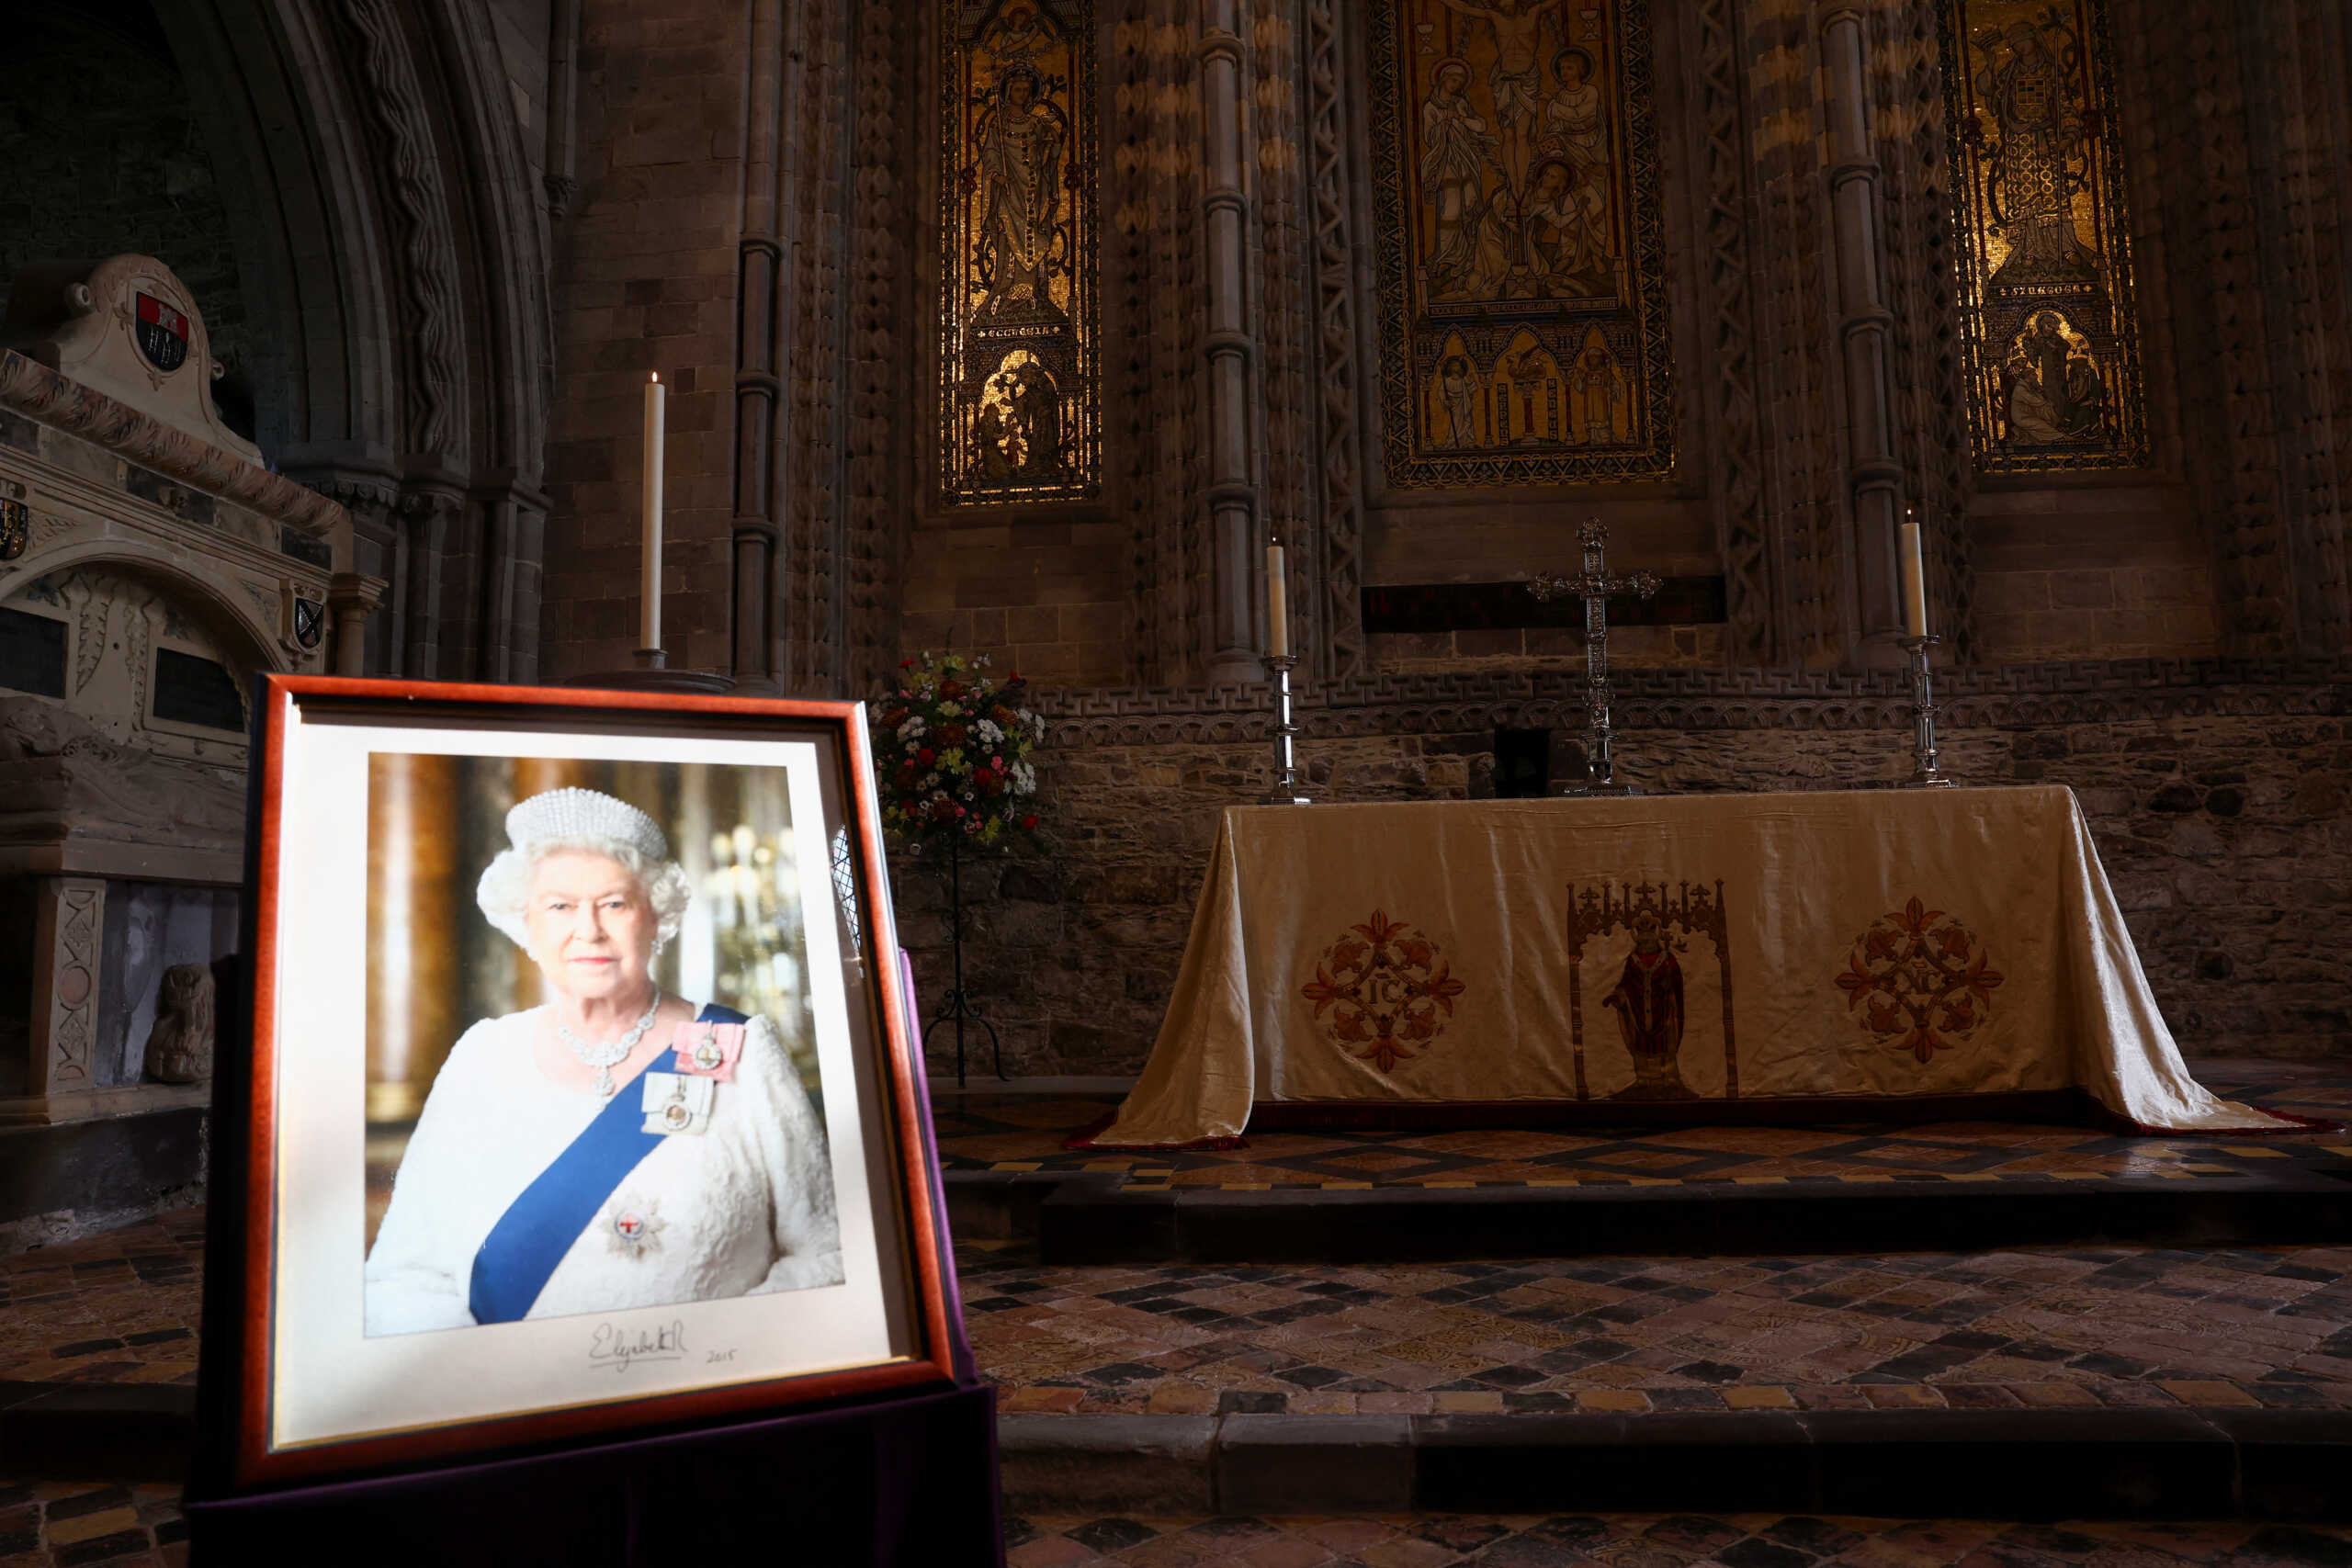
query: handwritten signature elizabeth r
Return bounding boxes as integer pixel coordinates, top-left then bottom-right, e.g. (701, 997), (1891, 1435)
(588, 1318), (688, 1372)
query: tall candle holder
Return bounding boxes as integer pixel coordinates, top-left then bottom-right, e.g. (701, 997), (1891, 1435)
(1262, 654), (1310, 805)
(1902, 634), (1955, 787)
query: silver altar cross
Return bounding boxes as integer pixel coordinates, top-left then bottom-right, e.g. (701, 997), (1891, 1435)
(1526, 518), (1660, 794)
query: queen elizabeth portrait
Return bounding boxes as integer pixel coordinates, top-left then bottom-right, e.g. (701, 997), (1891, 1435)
(365, 787), (844, 1337)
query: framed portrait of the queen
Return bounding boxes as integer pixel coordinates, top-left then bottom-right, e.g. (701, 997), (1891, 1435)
(203, 676), (961, 1487)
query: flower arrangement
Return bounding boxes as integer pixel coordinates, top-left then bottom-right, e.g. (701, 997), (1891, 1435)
(872, 650), (1045, 853)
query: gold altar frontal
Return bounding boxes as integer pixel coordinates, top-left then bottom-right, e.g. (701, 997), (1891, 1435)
(1084, 786), (2300, 1148)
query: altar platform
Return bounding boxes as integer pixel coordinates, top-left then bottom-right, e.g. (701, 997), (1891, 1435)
(935, 1065), (2352, 1264)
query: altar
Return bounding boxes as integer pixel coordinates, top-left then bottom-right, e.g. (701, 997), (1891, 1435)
(1080, 785), (2302, 1148)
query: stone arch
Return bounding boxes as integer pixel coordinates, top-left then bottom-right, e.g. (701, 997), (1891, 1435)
(149, 0), (552, 682)
(1, 539), (288, 676)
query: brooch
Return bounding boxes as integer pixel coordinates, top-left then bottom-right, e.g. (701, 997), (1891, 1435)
(605, 1192), (665, 1258)
(639, 1069), (716, 1136)
(670, 1021), (746, 1082)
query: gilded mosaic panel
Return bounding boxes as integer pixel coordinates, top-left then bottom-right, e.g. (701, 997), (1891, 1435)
(1943, 0), (2147, 472)
(1367, 0), (1675, 487)
(940, 0), (1098, 503)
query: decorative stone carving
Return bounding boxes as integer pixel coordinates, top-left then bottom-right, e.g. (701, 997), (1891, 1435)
(0, 256), (260, 468)
(849, 0), (905, 694)
(1305, 0), (1364, 681)
(335, 0), (465, 463)
(29, 876), (104, 1095)
(141, 963), (215, 1085)
(0, 693), (245, 882)
(1693, 0), (1774, 665)
(1111, 3), (1207, 685)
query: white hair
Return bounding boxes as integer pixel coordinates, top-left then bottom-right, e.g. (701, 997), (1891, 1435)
(475, 834), (694, 955)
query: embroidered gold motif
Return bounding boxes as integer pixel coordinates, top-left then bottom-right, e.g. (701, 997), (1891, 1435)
(1301, 911), (1465, 1075)
(1838, 897), (2007, 1065)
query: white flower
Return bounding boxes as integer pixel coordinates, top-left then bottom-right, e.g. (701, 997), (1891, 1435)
(976, 718), (1004, 746)
(1012, 760), (1037, 794)
(898, 716), (927, 740)
(922, 772), (942, 789)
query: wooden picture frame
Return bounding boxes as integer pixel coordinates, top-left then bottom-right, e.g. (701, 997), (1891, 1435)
(198, 677), (959, 1490)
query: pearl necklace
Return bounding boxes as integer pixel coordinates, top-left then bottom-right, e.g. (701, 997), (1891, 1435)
(556, 989), (665, 1099)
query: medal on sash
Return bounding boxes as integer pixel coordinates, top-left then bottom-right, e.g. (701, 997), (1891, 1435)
(671, 1021), (745, 1082)
(640, 1069), (716, 1135)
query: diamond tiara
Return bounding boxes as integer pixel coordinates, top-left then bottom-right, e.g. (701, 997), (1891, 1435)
(505, 787), (670, 863)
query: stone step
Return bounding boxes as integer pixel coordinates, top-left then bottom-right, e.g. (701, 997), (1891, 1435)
(941, 1167), (2352, 1264)
(998, 1407), (2352, 1521)
(14, 1382), (2348, 1522)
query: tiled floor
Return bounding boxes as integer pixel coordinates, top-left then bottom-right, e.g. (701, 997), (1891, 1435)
(6, 1492), (2347, 1568)
(0, 1480), (185, 1567)
(0, 1210), (202, 1385)
(7, 1219), (2352, 1421)
(934, 1066), (2352, 1191)
(1002, 1516), (2352, 1567)
(965, 1240), (2352, 1416)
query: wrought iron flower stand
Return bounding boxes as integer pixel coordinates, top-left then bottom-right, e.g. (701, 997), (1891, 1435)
(922, 834), (1006, 1089)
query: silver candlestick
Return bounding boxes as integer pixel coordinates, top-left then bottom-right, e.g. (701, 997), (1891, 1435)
(1902, 634), (1955, 787)
(1262, 654), (1310, 805)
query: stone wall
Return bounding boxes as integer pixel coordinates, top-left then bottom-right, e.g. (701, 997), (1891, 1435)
(891, 661), (2352, 1081)
(537, 0), (744, 681)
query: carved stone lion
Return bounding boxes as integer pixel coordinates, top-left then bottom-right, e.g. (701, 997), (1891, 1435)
(142, 962), (215, 1084)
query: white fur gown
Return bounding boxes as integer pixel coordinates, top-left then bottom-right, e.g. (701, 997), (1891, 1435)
(365, 1009), (843, 1337)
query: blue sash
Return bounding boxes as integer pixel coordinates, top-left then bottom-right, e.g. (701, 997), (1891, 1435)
(469, 1002), (750, 1325)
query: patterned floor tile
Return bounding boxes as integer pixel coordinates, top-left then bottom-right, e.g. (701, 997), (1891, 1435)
(936, 1062), (2351, 1191)
(956, 1240), (2352, 1416)
(1000, 1515), (2352, 1567)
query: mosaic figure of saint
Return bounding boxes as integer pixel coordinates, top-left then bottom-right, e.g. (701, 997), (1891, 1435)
(2003, 310), (2104, 444)
(1463, 183), (1531, 300)
(1438, 355), (1481, 448)
(1566, 330), (1625, 446)
(972, 351), (1064, 484)
(1420, 58), (1499, 299)
(974, 63), (1067, 319)
(1537, 48), (1609, 230)
(1435, 0), (1567, 191)
(1973, 20), (2100, 289)
(1604, 908), (1691, 1099)
(1521, 156), (1610, 299)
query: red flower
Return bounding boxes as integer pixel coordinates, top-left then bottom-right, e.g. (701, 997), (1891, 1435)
(1022, 814), (1037, 830)
(917, 747), (935, 765)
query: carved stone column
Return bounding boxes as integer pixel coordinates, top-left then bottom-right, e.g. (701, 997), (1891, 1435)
(1199, 3), (1265, 684)
(1821, 6), (1906, 665)
(329, 571), (387, 678)
(729, 0), (786, 694)
(28, 877), (105, 1098)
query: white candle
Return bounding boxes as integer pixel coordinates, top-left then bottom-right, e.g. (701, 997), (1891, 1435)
(1266, 540), (1289, 659)
(1899, 517), (1928, 639)
(641, 372), (666, 652)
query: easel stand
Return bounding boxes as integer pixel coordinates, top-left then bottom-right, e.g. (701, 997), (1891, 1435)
(922, 835), (1005, 1089)
(187, 953), (1001, 1566)
(186, 1383), (1000, 1567)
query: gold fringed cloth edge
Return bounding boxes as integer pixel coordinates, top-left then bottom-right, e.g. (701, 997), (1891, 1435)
(1086, 785), (2316, 1148)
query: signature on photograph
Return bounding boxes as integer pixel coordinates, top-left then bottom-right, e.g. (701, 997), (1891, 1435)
(588, 1319), (689, 1372)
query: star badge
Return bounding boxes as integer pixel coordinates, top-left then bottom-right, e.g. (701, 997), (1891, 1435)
(605, 1192), (665, 1259)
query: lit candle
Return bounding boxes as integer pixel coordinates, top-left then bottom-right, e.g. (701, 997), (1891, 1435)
(1266, 538), (1289, 659)
(1899, 515), (1928, 639)
(641, 372), (666, 653)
